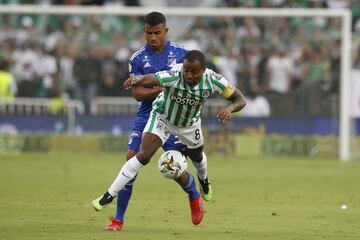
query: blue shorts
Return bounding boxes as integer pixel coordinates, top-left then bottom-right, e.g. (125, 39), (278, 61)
(127, 116), (184, 152)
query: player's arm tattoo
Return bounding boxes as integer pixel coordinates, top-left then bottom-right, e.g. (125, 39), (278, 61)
(226, 88), (247, 113)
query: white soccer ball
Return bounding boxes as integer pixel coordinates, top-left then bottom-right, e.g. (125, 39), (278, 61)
(158, 150), (187, 179)
(340, 204), (348, 210)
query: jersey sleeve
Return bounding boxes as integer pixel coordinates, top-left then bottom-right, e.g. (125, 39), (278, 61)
(129, 55), (142, 76)
(210, 71), (235, 99)
(155, 70), (180, 87)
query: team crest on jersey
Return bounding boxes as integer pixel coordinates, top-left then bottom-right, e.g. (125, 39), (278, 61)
(167, 70), (176, 77)
(168, 58), (176, 67)
(212, 72), (223, 81)
(202, 90), (210, 98)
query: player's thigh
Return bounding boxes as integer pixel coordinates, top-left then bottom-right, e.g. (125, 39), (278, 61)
(138, 132), (163, 163)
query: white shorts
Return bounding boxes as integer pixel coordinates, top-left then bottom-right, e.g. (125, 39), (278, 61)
(144, 110), (204, 149)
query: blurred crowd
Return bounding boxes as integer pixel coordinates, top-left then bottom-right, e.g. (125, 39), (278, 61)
(0, 0), (359, 116)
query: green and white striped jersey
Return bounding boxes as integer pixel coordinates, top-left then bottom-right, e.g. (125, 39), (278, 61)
(153, 67), (235, 127)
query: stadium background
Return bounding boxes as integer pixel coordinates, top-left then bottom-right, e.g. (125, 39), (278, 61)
(0, 1), (360, 156)
(1, 1), (360, 240)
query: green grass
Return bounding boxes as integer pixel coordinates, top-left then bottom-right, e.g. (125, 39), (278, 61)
(0, 152), (359, 240)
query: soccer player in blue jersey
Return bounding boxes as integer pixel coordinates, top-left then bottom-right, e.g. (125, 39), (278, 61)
(96, 12), (209, 231)
(92, 50), (247, 226)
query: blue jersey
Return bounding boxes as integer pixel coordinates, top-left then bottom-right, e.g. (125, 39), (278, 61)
(127, 41), (187, 152)
(129, 41), (187, 118)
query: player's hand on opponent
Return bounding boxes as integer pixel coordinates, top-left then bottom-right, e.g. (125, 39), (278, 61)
(216, 106), (232, 123)
(123, 77), (139, 90)
(153, 86), (163, 93)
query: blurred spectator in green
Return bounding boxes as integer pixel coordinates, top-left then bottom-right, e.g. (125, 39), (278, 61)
(304, 47), (330, 88)
(0, 61), (17, 99)
(55, 46), (76, 99)
(86, 16), (113, 46)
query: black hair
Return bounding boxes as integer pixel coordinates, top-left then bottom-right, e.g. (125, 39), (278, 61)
(185, 50), (206, 67)
(144, 12), (166, 26)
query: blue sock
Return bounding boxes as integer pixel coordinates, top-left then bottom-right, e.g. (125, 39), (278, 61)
(182, 172), (200, 200)
(115, 177), (136, 221)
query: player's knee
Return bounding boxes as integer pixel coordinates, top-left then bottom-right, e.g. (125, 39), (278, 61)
(136, 151), (152, 165)
(188, 148), (203, 162)
(191, 154), (203, 162)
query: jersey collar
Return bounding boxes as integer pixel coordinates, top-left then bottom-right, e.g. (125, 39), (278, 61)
(145, 40), (170, 54)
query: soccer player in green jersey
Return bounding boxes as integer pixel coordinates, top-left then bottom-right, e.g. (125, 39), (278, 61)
(92, 50), (246, 225)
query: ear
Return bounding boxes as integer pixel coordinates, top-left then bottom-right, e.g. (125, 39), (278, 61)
(165, 27), (169, 33)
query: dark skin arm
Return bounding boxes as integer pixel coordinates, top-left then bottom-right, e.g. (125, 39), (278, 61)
(124, 74), (160, 90)
(125, 75), (247, 123)
(216, 87), (247, 123)
(131, 86), (162, 102)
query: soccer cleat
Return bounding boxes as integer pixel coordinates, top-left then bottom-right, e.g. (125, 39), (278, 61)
(105, 216), (123, 231)
(198, 176), (213, 201)
(189, 195), (204, 225)
(92, 192), (114, 211)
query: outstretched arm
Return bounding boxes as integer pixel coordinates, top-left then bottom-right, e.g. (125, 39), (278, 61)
(131, 86), (163, 102)
(217, 88), (247, 123)
(123, 74), (160, 90)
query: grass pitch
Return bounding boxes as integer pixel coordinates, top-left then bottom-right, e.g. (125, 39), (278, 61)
(0, 152), (359, 240)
